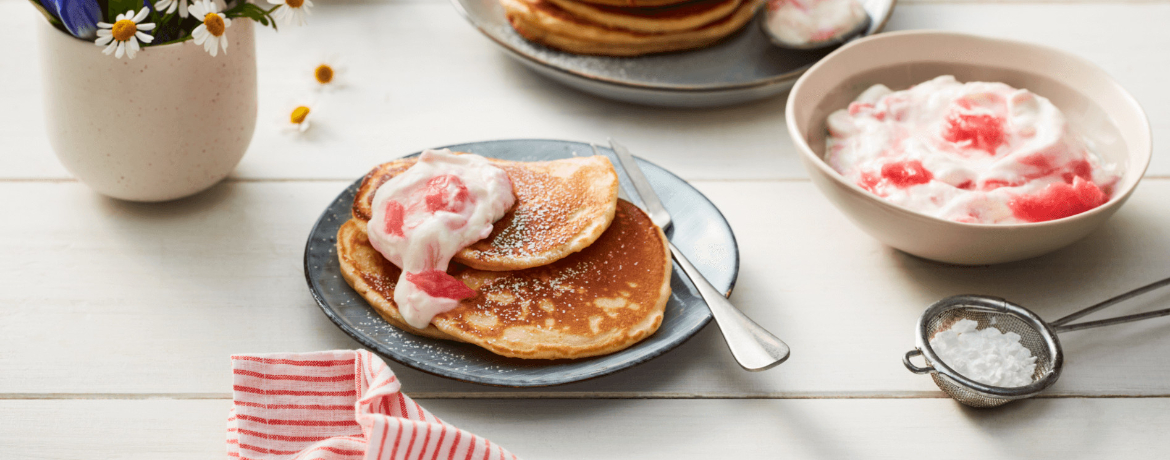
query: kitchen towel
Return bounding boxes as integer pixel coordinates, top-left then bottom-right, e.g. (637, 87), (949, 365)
(227, 350), (518, 460)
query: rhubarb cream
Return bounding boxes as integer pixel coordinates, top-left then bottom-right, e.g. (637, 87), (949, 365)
(825, 76), (1120, 224)
(764, 0), (868, 47)
(366, 149), (515, 329)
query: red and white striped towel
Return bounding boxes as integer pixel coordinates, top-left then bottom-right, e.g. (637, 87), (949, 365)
(226, 350), (519, 460)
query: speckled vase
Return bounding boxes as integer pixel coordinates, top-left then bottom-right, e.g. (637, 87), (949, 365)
(38, 19), (257, 202)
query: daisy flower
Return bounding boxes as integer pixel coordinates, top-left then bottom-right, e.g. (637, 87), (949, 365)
(94, 8), (155, 59)
(310, 55), (346, 92)
(190, 0), (231, 57)
(154, 0), (189, 17)
(268, 0), (313, 27)
(278, 99), (318, 136)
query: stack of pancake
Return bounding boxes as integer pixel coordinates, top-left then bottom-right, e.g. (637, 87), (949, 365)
(501, 0), (762, 56)
(337, 155), (673, 359)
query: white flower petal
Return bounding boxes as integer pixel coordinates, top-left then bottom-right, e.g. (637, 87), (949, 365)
(126, 38), (139, 59)
(299, 120), (310, 132)
(208, 39), (218, 57)
(102, 41), (118, 55)
(97, 21), (112, 28)
(221, 15), (231, 27)
(136, 31), (153, 43)
(133, 7), (149, 22)
(95, 35), (113, 46)
(273, 6), (304, 27)
(137, 23), (155, 31)
(220, 34), (228, 53)
(178, 0), (188, 17)
(192, 25), (208, 43)
(97, 29), (111, 37)
(115, 41), (125, 59)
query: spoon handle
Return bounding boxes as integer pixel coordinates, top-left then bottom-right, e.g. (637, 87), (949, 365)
(668, 242), (790, 371)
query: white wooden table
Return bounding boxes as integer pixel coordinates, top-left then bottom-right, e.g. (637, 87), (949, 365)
(4, 0), (1170, 457)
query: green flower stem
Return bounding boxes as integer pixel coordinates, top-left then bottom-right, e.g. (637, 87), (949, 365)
(154, 33), (192, 46)
(223, 1), (280, 30)
(107, 0), (141, 22)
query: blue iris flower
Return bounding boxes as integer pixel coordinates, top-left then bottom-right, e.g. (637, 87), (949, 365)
(43, 0), (102, 40)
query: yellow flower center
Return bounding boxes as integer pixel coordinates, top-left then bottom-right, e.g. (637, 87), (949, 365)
(290, 106), (310, 124)
(111, 19), (137, 42)
(315, 65), (334, 84)
(286, 0), (304, 8)
(204, 13), (225, 37)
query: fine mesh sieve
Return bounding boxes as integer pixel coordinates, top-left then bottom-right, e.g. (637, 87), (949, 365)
(904, 277), (1170, 408)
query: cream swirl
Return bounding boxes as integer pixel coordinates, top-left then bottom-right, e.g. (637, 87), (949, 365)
(367, 149), (515, 328)
(826, 76), (1120, 224)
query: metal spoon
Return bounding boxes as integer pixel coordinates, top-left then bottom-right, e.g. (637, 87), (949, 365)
(760, 0), (872, 50)
(600, 140), (790, 372)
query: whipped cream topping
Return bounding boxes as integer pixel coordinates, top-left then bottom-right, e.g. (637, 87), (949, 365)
(764, 0), (867, 46)
(826, 76), (1120, 224)
(929, 319), (1037, 388)
(366, 149), (515, 329)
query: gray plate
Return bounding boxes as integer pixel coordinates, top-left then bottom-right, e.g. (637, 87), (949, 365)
(451, 0), (897, 107)
(304, 139), (739, 387)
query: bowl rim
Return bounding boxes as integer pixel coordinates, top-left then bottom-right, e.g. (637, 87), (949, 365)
(785, 29), (1153, 229)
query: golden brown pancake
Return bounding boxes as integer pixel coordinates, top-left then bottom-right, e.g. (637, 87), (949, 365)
(573, 0), (693, 8)
(353, 154), (619, 271)
(337, 200), (672, 359)
(337, 218), (461, 341)
(545, 0), (743, 34)
(503, 0), (762, 56)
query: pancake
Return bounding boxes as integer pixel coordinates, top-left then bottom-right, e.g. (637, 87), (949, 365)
(544, 0), (744, 34)
(503, 0), (761, 56)
(353, 154), (619, 271)
(337, 200), (673, 359)
(337, 218), (461, 341)
(573, 0), (694, 7)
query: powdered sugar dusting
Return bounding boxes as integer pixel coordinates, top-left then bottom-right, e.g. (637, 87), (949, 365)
(930, 319), (1037, 388)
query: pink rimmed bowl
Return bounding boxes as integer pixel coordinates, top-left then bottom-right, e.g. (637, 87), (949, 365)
(785, 31), (1152, 265)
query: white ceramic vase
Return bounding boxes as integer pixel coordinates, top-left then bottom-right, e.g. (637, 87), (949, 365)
(38, 18), (257, 202)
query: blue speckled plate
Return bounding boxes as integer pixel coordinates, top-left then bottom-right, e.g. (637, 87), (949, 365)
(304, 139), (739, 386)
(451, 0), (898, 107)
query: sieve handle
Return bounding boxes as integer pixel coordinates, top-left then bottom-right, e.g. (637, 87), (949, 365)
(1051, 276), (1170, 333)
(903, 349), (935, 374)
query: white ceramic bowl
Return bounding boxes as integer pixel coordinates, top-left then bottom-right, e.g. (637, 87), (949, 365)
(786, 31), (1152, 265)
